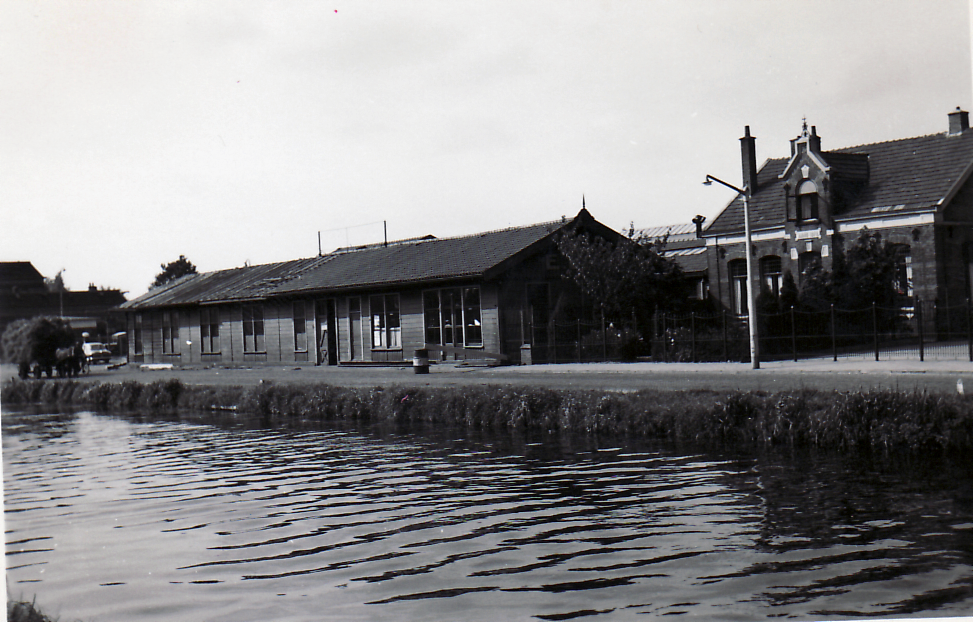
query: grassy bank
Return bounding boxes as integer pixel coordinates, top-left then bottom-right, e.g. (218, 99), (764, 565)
(7, 597), (57, 622)
(4, 377), (973, 454)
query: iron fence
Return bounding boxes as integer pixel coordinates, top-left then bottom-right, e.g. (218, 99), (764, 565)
(652, 298), (973, 363)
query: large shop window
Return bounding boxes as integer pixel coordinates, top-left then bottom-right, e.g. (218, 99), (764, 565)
(293, 301), (307, 352)
(243, 305), (265, 353)
(728, 260), (748, 316)
(423, 287), (482, 348)
(200, 307), (220, 354)
(162, 311), (179, 354)
(760, 255), (782, 297)
(370, 294), (401, 349)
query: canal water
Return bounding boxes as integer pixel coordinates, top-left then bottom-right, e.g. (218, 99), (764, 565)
(4, 408), (973, 621)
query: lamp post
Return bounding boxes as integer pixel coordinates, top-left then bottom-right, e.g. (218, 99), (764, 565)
(57, 268), (66, 319)
(704, 174), (760, 369)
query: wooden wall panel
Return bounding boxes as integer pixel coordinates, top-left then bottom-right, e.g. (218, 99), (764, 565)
(336, 297), (349, 363)
(400, 291), (423, 356)
(186, 308), (200, 364)
(226, 305), (243, 364)
(264, 302), (283, 362)
(481, 283), (501, 356)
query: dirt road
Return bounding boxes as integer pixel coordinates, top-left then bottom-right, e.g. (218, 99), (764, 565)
(5, 357), (973, 395)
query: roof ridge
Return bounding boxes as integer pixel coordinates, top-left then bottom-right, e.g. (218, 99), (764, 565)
(331, 218), (567, 254)
(830, 130), (951, 153)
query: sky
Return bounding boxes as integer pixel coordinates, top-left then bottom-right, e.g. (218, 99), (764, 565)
(2, 1), (971, 299)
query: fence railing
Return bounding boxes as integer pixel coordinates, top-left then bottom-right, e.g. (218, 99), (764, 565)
(653, 298), (973, 364)
(512, 298), (973, 365)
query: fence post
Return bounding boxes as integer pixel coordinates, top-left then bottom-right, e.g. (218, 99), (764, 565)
(601, 306), (607, 362)
(653, 309), (659, 362)
(831, 304), (837, 362)
(917, 298), (924, 362)
(967, 299), (972, 363)
(690, 312), (696, 363)
(790, 305), (797, 362)
(576, 319), (582, 363)
(551, 320), (558, 364)
(661, 313), (667, 363)
(721, 309), (728, 362)
(873, 302), (880, 362)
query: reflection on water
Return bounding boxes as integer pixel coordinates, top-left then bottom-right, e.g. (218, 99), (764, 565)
(4, 408), (973, 621)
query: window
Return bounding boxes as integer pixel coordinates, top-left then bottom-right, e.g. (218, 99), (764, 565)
(797, 180), (819, 222)
(891, 244), (913, 297)
(423, 287), (483, 348)
(243, 305), (264, 353)
(691, 276), (708, 300)
(463, 287), (482, 346)
(162, 311), (179, 354)
(728, 260), (748, 316)
(293, 301), (307, 352)
(799, 251), (822, 286)
(760, 256), (782, 297)
(200, 307), (220, 354)
(370, 294), (401, 349)
(134, 314), (143, 355)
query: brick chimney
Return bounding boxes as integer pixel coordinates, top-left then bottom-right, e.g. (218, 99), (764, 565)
(808, 125), (821, 153)
(740, 126), (758, 192)
(948, 107), (969, 135)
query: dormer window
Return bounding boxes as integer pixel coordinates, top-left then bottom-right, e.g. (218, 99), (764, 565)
(797, 180), (819, 222)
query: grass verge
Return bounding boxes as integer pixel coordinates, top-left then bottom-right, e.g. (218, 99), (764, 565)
(4, 376), (973, 455)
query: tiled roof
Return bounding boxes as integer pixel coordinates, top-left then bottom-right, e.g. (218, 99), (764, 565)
(662, 246), (708, 273)
(120, 257), (331, 309)
(706, 130), (973, 236)
(640, 223), (698, 242)
(122, 212), (595, 309)
(273, 219), (571, 294)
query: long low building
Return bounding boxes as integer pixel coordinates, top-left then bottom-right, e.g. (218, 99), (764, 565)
(120, 209), (620, 366)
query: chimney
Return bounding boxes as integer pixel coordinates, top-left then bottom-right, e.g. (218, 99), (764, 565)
(692, 215), (706, 239)
(808, 125), (821, 153)
(948, 107), (969, 135)
(740, 126), (758, 192)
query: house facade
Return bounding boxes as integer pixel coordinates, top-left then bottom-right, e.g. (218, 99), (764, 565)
(120, 209), (620, 366)
(702, 108), (973, 320)
(0, 261), (127, 338)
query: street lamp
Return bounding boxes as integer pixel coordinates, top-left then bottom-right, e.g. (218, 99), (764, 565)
(703, 174), (760, 369)
(57, 268), (67, 319)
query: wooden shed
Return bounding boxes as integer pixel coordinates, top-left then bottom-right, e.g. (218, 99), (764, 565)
(120, 209), (620, 366)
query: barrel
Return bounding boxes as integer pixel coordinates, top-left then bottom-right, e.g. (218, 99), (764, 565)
(413, 348), (429, 374)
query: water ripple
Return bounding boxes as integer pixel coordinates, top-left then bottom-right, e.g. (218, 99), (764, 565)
(4, 409), (973, 621)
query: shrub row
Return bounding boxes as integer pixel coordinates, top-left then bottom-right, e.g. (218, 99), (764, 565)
(4, 377), (973, 454)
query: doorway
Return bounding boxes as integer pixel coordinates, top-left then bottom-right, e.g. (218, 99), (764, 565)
(316, 299), (338, 365)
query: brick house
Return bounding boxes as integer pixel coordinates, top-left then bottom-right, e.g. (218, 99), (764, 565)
(702, 108), (973, 322)
(120, 209), (621, 366)
(0, 261), (126, 338)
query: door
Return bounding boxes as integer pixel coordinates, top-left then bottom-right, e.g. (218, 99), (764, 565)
(527, 283), (550, 363)
(316, 299), (339, 366)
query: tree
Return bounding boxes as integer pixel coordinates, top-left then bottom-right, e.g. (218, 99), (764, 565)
(1, 316), (75, 377)
(556, 229), (690, 325)
(152, 255), (197, 289)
